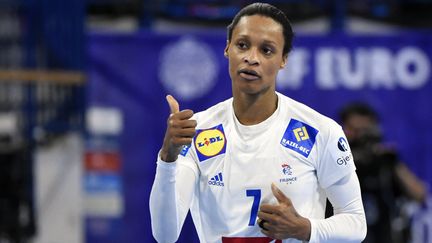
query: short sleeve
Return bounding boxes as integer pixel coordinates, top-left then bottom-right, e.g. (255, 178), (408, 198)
(316, 124), (356, 188)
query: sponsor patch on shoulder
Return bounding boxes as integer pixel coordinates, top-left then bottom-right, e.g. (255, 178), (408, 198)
(194, 124), (227, 162)
(280, 119), (318, 158)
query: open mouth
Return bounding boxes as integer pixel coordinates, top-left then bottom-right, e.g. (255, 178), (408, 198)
(238, 69), (261, 80)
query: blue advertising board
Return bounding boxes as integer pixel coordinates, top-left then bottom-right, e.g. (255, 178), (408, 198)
(87, 31), (432, 243)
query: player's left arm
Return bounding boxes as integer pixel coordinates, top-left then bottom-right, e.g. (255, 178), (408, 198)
(309, 171), (367, 242)
(258, 172), (366, 242)
(307, 122), (366, 242)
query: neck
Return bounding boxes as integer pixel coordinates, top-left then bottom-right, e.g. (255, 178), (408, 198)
(233, 91), (278, 125)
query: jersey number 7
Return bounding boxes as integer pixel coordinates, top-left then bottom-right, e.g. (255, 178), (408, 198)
(221, 190), (282, 242)
(246, 189), (261, 226)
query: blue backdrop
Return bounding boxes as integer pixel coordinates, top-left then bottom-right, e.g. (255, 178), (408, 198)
(87, 31), (432, 243)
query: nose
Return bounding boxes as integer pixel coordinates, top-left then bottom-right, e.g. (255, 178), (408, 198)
(243, 48), (259, 65)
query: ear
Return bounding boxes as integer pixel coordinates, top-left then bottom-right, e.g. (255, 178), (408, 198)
(224, 40), (229, 58)
(280, 54), (288, 69)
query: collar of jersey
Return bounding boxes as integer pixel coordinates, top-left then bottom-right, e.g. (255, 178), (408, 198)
(231, 93), (281, 140)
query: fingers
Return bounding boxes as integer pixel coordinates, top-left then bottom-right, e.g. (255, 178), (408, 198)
(171, 127), (196, 137)
(164, 95), (197, 149)
(170, 137), (194, 146)
(258, 205), (293, 241)
(257, 219), (266, 229)
(260, 204), (282, 215)
(271, 183), (292, 205)
(257, 218), (280, 240)
(166, 117), (197, 146)
(258, 210), (277, 223)
(257, 219), (270, 232)
(166, 94), (180, 114)
(166, 94), (193, 120)
(258, 185), (307, 241)
(171, 109), (194, 121)
(167, 112), (196, 134)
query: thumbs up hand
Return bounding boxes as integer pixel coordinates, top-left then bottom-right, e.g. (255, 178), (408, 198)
(160, 95), (197, 162)
(257, 183), (311, 241)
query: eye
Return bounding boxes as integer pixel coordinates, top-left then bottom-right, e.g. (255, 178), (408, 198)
(262, 46), (274, 55)
(236, 41), (248, 50)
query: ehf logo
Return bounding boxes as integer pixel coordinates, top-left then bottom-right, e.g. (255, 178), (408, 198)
(158, 36), (218, 100)
(194, 124), (227, 162)
(281, 163), (292, 175)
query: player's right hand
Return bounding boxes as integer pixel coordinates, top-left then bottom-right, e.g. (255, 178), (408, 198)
(160, 95), (197, 162)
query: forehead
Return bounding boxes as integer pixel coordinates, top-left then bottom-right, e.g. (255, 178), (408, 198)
(232, 15), (284, 43)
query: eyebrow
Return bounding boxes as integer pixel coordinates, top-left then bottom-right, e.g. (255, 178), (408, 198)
(235, 35), (278, 46)
(262, 40), (277, 46)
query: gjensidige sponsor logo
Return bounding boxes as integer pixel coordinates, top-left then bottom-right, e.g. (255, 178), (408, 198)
(337, 137), (349, 152)
(337, 153), (353, 165)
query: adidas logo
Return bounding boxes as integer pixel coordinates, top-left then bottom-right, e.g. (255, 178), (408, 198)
(208, 172), (224, 187)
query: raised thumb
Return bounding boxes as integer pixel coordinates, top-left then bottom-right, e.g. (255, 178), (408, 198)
(166, 94), (180, 114)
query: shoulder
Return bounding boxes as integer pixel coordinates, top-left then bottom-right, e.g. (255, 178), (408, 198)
(278, 92), (341, 137)
(193, 97), (232, 128)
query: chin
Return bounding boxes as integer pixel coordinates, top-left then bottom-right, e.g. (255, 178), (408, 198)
(234, 82), (257, 94)
(237, 84), (272, 96)
(232, 77), (273, 95)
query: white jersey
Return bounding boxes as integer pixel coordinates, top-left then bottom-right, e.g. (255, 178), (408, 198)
(150, 92), (366, 243)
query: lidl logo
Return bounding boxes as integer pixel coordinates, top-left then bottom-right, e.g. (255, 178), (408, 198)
(293, 126), (310, 141)
(281, 119), (318, 158)
(195, 124), (226, 162)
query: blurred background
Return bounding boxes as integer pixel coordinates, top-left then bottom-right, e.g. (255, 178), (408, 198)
(0, 0), (431, 243)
